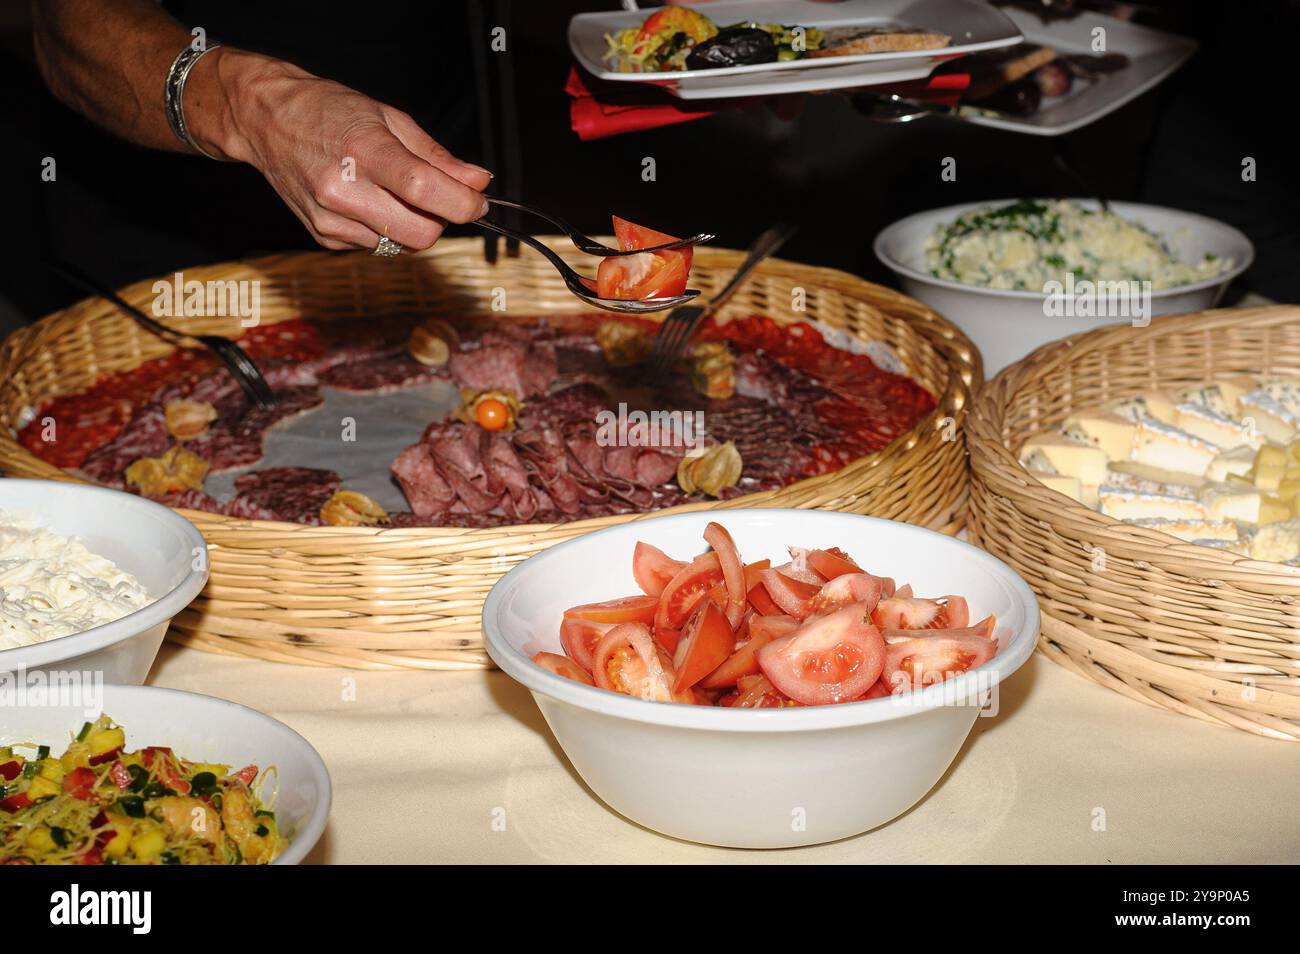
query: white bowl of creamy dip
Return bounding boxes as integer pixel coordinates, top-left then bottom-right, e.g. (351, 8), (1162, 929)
(874, 199), (1254, 375)
(0, 480), (208, 684)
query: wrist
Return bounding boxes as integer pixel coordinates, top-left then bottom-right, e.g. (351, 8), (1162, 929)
(183, 47), (280, 164)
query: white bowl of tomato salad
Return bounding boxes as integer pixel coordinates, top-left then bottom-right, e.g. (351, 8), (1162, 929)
(482, 509), (1039, 849)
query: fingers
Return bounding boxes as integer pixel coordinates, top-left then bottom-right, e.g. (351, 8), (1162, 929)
(384, 108), (494, 192)
(363, 135), (489, 225)
(315, 177), (450, 251)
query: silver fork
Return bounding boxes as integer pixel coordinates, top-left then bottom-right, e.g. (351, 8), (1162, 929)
(51, 261), (277, 411)
(486, 198), (714, 257)
(475, 218), (702, 315)
(650, 224), (797, 373)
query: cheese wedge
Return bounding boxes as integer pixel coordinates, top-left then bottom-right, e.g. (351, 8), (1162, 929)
(1177, 376), (1258, 418)
(1237, 390), (1300, 444)
(1258, 376), (1300, 417)
(1175, 402), (1256, 450)
(1246, 518), (1300, 562)
(1019, 435), (1108, 487)
(1131, 518), (1239, 543)
(1200, 482), (1262, 524)
(1027, 469), (1083, 504)
(1131, 420), (1219, 477)
(1108, 390), (1179, 426)
(1099, 487), (1207, 522)
(1061, 411), (1136, 461)
(1106, 460), (1206, 491)
(1206, 445), (1256, 482)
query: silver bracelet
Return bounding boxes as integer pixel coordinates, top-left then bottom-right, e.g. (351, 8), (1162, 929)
(164, 42), (224, 159)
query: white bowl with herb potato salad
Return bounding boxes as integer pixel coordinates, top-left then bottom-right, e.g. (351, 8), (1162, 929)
(874, 199), (1253, 374)
(0, 480), (208, 683)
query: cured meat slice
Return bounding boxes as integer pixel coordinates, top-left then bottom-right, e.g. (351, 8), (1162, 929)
(226, 467), (342, 524)
(318, 354), (441, 393)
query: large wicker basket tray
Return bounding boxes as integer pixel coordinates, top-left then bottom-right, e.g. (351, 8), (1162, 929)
(0, 238), (980, 670)
(968, 305), (1300, 741)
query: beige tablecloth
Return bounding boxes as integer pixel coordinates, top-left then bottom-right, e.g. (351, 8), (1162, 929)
(147, 644), (1300, 864)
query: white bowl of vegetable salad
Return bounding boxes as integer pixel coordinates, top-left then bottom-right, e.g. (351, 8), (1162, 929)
(874, 199), (1254, 374)
(0, 480), (208, 684)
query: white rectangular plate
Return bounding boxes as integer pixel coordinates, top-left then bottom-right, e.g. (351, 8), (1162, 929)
(569, 0), (1022, 100)
(953, 8), (1197, 135)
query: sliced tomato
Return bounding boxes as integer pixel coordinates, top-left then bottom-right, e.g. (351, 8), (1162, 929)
(632, 542), (685, 597)
(596, 217), (692, 302)
(758, 568), (823, 618)
(859, 679), (892, 700)
(593, 622), (693, 703)
(700, 614), (800, 689)
(671, 599), (735, 693)
(655, 552), (724, 638)
(62, 767), (97, 801)
(873, 596), (969, 630)
(0, 761), (20, 782)
(881, 619), (997, 693)
(757, 604), (886, 705)
(805, 547), (862, 580)
(894, 583), (913, 600)
(780, 548), (828, 584)
(108, 761), (132, 791)
(733, 674), (799, 708)
(533, 651), (596, 685)
(0, 793), (32, 813)
(746, 580), (783, 616)
(563, 595), (658, 625)
(703, 522), (748, 629)
(560, 617), (610, 672)
(806, 572), (884, 617)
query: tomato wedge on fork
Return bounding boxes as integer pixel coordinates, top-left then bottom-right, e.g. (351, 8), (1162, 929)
(595, 216), (693, 301)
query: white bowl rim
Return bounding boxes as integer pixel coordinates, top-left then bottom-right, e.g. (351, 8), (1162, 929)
(0, 480), (209, 669)
(0, 683), (332, 865)
(483, 509), (1040, 733)
(872, 197), (1256, 301)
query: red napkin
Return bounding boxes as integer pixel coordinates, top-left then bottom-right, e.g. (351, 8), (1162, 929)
(567, 65), (972, 141)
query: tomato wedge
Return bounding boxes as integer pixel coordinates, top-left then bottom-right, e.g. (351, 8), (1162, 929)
(62, 766), (97, 801)
(704, 522), (748, 628)
(881, 618), (997, 693)
(873, 596), (968, 630)
(595, 216), (693, 301)
(672, 599), (735, 692)
(593, 622), (694, 703)
(805, 548), (862, 580)
(757, 568), (823, 618)
(532, 651), (595, 685)
(733, 674), (799, 708)
(559, 617), (610, 672)
(655, 552), (724, 638)
(700, 614), (800, 689)
(757, 604), (886, 705)
(746, 580), (783, 616)
(564, 595), (659, 625)
(806, 572), (884, 617)
(632, 542), (685, 598)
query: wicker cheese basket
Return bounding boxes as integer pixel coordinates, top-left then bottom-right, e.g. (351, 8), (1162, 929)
(968, 305), (1300, 741)
(0, 239), (980, 670)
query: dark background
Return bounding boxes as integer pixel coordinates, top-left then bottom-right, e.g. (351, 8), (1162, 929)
(3, 0), (1297, 335)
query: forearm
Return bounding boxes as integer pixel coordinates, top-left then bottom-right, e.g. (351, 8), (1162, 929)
(31, 0), (261, 160)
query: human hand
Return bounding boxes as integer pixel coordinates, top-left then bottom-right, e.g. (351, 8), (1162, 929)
(189, 50), (491, 251)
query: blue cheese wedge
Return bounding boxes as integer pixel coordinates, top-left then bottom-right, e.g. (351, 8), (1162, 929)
(1061, 411), (1136, 461)
(1258, 376), (1300, 417)
(1102, 467), (1199, 499)
(1099, 486), (1207, 521)
(1019, 435), (1108, 487)
(1131, 420), (1219, 476)
(1108, 390), (1180, 426)
(1200, 481), (1262, 524)
(1245, 518), (1300, 562)
(1176, 376), (1258, 418)
(1130, 518), (1239, 543)
(1237, 390), (1300, 444)
(1174, 402), (1257, 450)
(1206, 445), (1257, 482)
